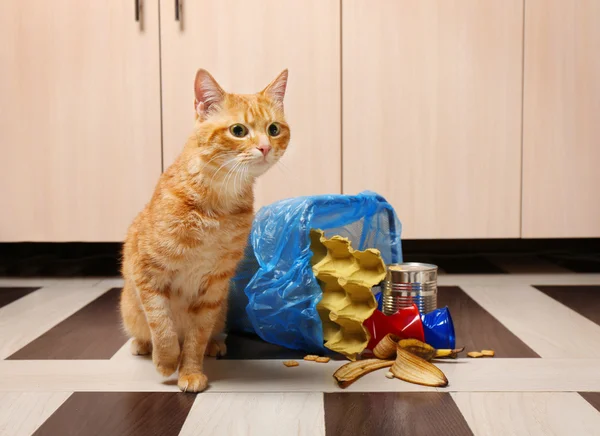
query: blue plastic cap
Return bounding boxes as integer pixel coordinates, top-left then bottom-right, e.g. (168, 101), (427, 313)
(420, 306), (456, 349)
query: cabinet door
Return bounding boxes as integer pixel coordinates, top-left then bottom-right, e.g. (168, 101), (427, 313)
(522, 0), (600, 238)
(343, 1), (523, 239)
(159, 0), (341, 209)
(0, 1), (162, 241)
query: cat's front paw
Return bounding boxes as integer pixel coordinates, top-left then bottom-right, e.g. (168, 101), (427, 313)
(152, 339), (180, 377)
(130, 338), (152, 356)
(178, 373), (208, 393)
(205, 337), (227, 357)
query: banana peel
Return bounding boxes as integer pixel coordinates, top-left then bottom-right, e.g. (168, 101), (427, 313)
(398, 338), (464, 361)
(434, 347), (465, 359)
(333, 359), (394, 388)
(391, 345), (448, 387)
(373, 334), (400, 359)
(398, 338), (436, 361)
(334, 335), (460, 388)
(375, 335), (464, 361)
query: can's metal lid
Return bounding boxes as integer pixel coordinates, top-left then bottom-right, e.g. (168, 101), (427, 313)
(385, 262), (438, 284)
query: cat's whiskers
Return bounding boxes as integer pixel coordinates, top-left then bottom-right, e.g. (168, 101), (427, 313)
(234, 162), (249, 196)
(274, 162), (287, 177)
(233, 163), (242, 196)
(200, 152), (233, 173)
(218, 160), (243, 201)
(273, 159), (292, 181)
(277, 157), (291, 173)
(208, 156), (239, 188)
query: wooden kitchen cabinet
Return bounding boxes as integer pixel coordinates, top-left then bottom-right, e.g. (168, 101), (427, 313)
(0, 1), (162, 241)
(522, 0), (600, 238)
(159, 0), (341, 209)
(2, 0), (597, 242)
(342, 0), (524, 239)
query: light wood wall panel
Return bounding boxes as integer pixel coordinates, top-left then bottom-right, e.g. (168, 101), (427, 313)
(522, 0), (600, 238)
(159, 0), (341, 209)
(342, 0), (524, 239)
(0, 1), (162, 241)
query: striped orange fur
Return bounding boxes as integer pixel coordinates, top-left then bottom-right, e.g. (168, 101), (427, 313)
(120, 69), (290, 392)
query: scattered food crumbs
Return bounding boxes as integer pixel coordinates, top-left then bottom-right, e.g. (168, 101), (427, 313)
(316, 357), (331, 363)
(385, 371), (394, 379)
(481, 350), (495, 357)
(283, 360), (299, 367)
(467, 351), (484, 358)
(304, 355), (318, 361)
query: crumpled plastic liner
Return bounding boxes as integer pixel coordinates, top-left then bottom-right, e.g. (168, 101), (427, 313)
(227, 191), (403, 353)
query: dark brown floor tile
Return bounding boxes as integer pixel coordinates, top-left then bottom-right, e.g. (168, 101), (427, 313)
(324, 392), (473, 436)
(535, 286), (600, 326)
(542, 254), (600, 273)
(0, 287), (38, 308)
(438, 286), (539, 357)
(485, 255), (570, 274)
(223, 332), (340, 360)
(224, 332), (307, 360)
(412, 256), (507, 274)
(0, 242), (121, 277)
(8, 288), (127, 359)
(33, 392), (195, 436)
(580, 392), (600, 413)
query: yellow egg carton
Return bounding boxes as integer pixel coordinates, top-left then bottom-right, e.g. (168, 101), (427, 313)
(310, 229), (386, 360)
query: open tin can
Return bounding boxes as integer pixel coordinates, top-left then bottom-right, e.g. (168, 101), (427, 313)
(381, 262), (438, 315)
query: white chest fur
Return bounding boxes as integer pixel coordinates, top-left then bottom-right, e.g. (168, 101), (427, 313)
(168, 212), (252, 298)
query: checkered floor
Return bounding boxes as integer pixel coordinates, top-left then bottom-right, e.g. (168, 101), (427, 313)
(1, 256), (600, 435)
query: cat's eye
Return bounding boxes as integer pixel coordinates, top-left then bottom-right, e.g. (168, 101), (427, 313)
(229, 124), (248, 138)
(268, 122), (281, 137)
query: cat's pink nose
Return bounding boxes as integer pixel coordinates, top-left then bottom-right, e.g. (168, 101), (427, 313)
(257, 144), (271, 157)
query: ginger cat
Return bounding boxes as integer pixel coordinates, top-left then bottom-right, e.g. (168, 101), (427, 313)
(120, 69), (289, 392)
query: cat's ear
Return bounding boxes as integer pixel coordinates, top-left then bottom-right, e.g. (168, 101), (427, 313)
(261, 69), (288, 106)
(194, 69), (226, 119)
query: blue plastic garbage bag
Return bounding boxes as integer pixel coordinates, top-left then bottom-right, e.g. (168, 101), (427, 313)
(228, 191), (403, 353)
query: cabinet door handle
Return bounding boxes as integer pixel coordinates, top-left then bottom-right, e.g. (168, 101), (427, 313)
(135, 0), (140, 21)
(175, 0), (181, 21)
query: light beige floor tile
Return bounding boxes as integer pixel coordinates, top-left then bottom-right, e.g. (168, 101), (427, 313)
(204, 359), (431, 393)
(452, 392), (600, 436)
(180, 393), (325, 436)
(0, 286), (110, 359)
(0, 278), (121, 289)
(53, 273), (600, 291)
(4, 274), (597, 289)
(0, 278), (60, 287)
(0, 358), (428, 393)
(95, 277), (124, 288)
(110, 338), (134, 361)
(115, 273), (600, 288)
(0, 359), (178, 392)
(43, 278), (106, 288)
(438, 273), (600, 287)
(460, 284), (600, 358)
(0, 392), (71, 436)
(438, 358), (600, 392)
(0, 358), (598, 393)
